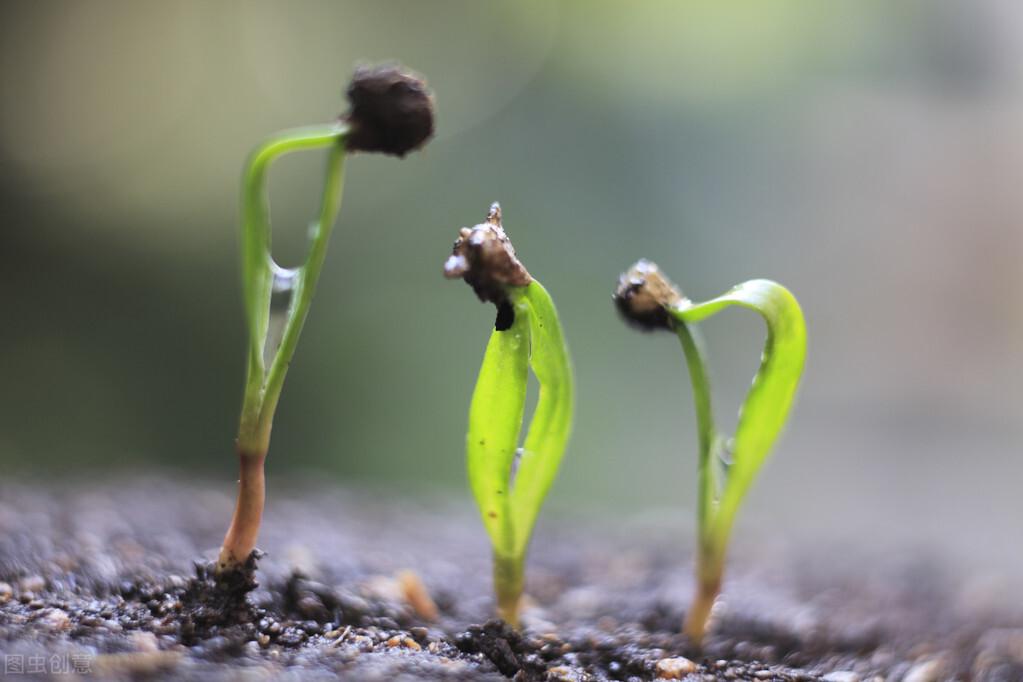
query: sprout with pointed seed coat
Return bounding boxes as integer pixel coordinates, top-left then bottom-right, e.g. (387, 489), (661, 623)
(445, 203), (574, 626)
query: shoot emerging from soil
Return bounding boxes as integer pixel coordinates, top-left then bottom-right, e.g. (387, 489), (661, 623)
(218, 64), (434, 576)
(613, 260), (806, 645)
(444, 203), (574, 626)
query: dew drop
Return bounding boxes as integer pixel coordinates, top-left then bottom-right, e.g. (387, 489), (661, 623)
(271, 264), (299, 294)
(508, 447), (525, 490)
(264, 264), (301, 365)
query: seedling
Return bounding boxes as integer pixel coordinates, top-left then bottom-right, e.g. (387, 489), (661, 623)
(444, 203), (574, 626)
(218, 64), (434, 576)
(613, 260), (806, 645)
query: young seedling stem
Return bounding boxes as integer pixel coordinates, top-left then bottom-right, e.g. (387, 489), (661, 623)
(218, 64), (434, 576)
(444, 204), (574, 626)
(614, 260), (806, 645)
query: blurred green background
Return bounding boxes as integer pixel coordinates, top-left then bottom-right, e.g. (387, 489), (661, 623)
(2, 1), (1021, 567)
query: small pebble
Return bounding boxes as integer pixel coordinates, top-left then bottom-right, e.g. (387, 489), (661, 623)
(154, 621), (177, 636)
(656, 656), (698, 679)
(385, 635), (421, 650)
(375, 616), (400, 630)
(296, 595), (329, 621)
(19, 575), (45, 593)
(129, 631), (159, 652)
(40, 608), (70, 631)
(903, 659), (944, 682)
(0, 582), (12, 603)
(277, 629), (306, 647)
(547, 665), (588, 681)
(93, 650), (182, 676)
(823, 672), (861, 682)
(398, 570), (439, 621)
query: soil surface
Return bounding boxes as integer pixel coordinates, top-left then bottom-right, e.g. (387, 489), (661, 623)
(0, 478), (1020, 681)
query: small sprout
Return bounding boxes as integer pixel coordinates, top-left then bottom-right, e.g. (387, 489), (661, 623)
(445, 203), (574, 626)
(613, 259), (807, 646)
(218, 63), (434, 577)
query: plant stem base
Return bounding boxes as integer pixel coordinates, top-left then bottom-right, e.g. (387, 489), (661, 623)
(683, 578), (721, 646)
(493, 553), (525, 628)
(217, 451), (266, 574)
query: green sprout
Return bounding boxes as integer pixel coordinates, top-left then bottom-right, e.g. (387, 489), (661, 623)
(218, 64), (434, 576)
(444, 203), (574, 626)
(613, 260), (806, 645)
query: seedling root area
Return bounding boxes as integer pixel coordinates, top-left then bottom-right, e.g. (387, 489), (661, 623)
(0, 480), (1016, 681)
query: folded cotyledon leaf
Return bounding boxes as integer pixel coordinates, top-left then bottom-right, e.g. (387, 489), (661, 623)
(446, 204), (574, 626)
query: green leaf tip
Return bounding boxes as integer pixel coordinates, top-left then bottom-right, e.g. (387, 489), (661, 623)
(448, 205), (573, 625)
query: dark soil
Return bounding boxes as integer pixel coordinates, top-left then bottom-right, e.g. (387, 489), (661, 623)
(0, 478), (1020, 681)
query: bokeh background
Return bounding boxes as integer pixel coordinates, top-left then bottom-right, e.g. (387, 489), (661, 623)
(2, 1), (1021, 572)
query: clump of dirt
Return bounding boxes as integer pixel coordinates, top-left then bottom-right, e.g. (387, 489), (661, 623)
(0, 478), (1021, 681)
(455, 619), (549, 679)
(343, 62), (435, 157)
(178, 553), (260, 645)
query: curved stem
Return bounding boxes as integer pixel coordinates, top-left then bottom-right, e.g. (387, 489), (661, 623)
(237, 123), (348, 454)
(220, 124), (348, 573)
(240, 125), (349, 368)
(670, 281), (806, 549)
(258, 142), (347, 427)
(675, 322), (717, 549)
(669, 279), (805, 643)
(675, 321), (724, 644)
